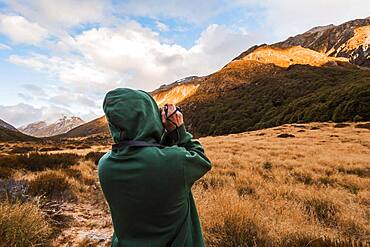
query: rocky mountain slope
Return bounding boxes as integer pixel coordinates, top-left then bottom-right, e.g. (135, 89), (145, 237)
(20, 116), (85, 137)
(60, 116), (108, 139)
(152, 76), (202, 106)
(60, 17), (370, 139)
(0, 119), (18, 132)
(233, 17), (369, 67)
(274, 17), (370, 67)
(232, 45), (349, 68)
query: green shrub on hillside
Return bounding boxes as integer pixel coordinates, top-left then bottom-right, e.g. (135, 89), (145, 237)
(181, 65), (370, 137)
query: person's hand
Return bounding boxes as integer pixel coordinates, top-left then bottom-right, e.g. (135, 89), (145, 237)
(161, 104), (184, 132)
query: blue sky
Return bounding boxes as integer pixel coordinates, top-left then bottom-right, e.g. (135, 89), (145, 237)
(0, 0), (368, 127)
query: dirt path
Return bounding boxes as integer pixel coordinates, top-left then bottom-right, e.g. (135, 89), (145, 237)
(52, 198), (113, 247)
(51, 163), (113, 247)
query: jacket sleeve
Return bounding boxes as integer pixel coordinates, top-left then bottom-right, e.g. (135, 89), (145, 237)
(162, 124), (212, 188)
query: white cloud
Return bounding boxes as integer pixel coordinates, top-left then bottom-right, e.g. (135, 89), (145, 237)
(0, 14), (48, 44)
(0, 43), (11, 50)
(21, 84), (46, 97)
(155, 21), (169, 32)
(18, 93), (33, 101)
(9, 21), (260, 92)
(12, 83), (102, 124)
(19, 82), (101, 110)
(0, 101), (100, 127)
(5, 0), (107, 28)
(235, 0), (370, 41)
(48, 93), (98, 108)
(0, 103), (72, 127)
(8, 54), (47, 70)
(9, 54), (123, 92)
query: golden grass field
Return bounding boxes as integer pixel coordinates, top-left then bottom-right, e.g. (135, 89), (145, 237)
(196, 122), (370, 246)
(0, 122), (369, 246)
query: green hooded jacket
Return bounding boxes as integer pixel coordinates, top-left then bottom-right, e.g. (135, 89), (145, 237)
(98, 88), (212, 247)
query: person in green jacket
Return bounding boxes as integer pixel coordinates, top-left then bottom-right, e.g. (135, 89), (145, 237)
(98, 88), (212, 247)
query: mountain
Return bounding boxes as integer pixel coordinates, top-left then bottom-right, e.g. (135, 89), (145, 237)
(152, 76), (203, 106)
(0, 126), (38, 142)
(234, 17), (370, 67)
(0, 119), (18, 132)
(274, 17), (370, 67)
(60, 76), (203, 138)
(60, 116), (109, 138)
(0, 119), (36, 141)
(60, 17), (370, 139)
(180, 64), (370, 137)
(19, 116), (85, 137)
(231, 45), (350, 68)
(166, 17), (370, 136)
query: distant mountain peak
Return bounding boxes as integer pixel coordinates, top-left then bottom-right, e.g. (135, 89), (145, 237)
(273, 17), (370, 67)
(19, 116), (85, 137)
(305, 24), (335, 34)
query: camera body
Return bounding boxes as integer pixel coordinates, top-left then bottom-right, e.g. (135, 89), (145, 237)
(160, 103), (183, 144)
(161, 103), (182, 119)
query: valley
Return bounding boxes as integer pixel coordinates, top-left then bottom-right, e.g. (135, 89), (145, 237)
(0, 122), (369, 246)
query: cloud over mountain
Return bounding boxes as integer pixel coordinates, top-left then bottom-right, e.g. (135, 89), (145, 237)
(0, 103), (72, 127)
(9, 21), (259, 91)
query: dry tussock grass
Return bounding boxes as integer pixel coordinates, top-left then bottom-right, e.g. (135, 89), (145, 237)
(0, 152), (80, 171)
(0, 158), (99, 246)
(0, 201), (52, 247)
(27, 170), (80, 201)
(196, 122), (370, 246)
(25, 160), (97, 201)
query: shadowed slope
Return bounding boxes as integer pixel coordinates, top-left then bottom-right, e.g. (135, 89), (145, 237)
(179, 64), (370, 137)
(0, 126), (39, 142)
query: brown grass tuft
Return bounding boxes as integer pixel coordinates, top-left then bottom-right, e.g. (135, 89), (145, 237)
(27, 170), (78, 201)
(85, 151), (106, 165)
(0, 152), (80, 171)
(303, 196), (338, 226)
(0, 166), (13, 179)
(0, 201), (52, 247)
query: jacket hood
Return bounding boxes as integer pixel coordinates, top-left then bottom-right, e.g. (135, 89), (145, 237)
(103, 88), (164, 143)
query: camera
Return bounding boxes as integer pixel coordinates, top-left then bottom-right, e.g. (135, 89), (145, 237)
(160, 104), (183, 144)
(161, 104), (182, 119)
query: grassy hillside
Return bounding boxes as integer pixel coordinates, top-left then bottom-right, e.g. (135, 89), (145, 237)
(181, 65), (370, 137)
(0, 126), (38, 142)
(197, 122), (370, 246)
